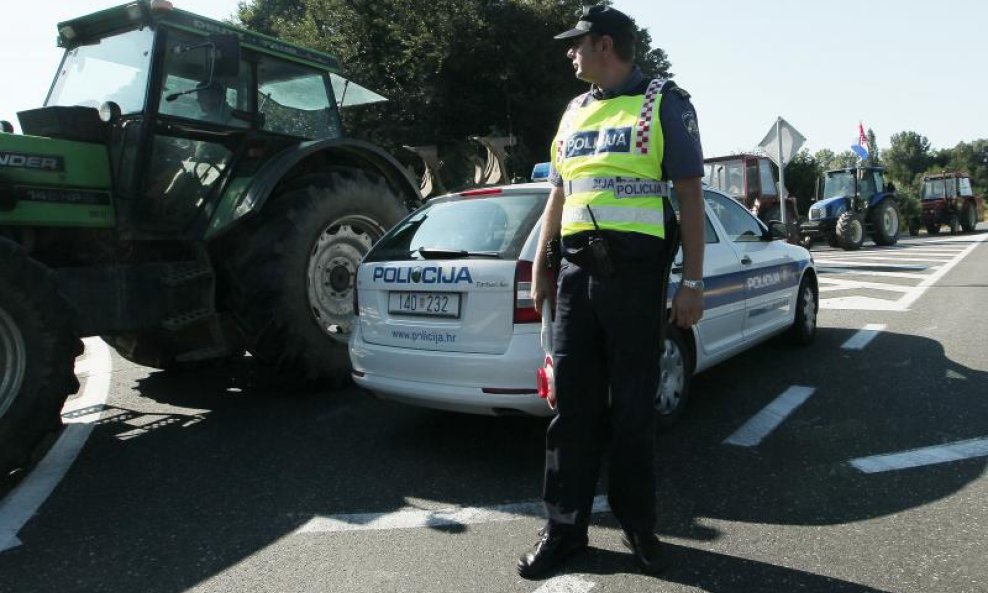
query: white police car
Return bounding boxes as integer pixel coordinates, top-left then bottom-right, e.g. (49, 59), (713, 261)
(348, 173), (818, 423)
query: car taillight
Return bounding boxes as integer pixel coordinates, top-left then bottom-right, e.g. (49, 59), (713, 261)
(514, 260), (539, 323)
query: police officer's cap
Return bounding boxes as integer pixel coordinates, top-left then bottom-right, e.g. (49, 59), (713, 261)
(553, 5), (635, 43)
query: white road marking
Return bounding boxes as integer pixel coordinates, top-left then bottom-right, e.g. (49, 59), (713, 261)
(817, 268), (927, 280)
(0, 338), (112, 553)
(820, 233), (988, 311)
(816, 255), (951, 263)
(817, 278), (912, 293)
(841, 324), (886, 350)
(296, 496), (610, 534)
(723, 386), (816, 447)
(534, 575), (597, 593)
(849, 437), (988, 473)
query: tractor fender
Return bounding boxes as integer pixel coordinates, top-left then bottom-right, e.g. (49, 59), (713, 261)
(206, 138), (421, 240)
(867, 191), (895, 209)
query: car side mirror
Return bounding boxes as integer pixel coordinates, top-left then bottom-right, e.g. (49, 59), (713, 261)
(767, 221), (787, 241)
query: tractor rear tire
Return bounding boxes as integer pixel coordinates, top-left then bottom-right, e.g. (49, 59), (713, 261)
(870, 199), (900, 246)
(836, 211), (864, 250)
(222, 169), (408, 387)
(948, 215), (960, 235)
(961, 202), (977, 232)
(0, 240), (81, 478)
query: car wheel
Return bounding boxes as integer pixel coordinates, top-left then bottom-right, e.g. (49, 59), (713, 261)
(960, 202), (977, 232)
(655, 325), (692, 428)
(787, 274), (818, 346)
(836, 211), (864, 250)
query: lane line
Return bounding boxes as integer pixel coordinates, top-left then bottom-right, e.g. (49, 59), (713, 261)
(850, 437), (988, 473)
(297, 496), (610, 534)
(841, 324), (885, 350)
(723, 386), (816, 447)
(0, 338), (112, 553)
(534, 576), (597, 593)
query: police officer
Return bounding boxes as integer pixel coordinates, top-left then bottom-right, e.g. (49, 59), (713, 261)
(518, 5), (706, 579)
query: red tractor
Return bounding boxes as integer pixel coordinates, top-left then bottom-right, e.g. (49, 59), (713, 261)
(703, 154), (799, 225)
(920, 172), (985, 235)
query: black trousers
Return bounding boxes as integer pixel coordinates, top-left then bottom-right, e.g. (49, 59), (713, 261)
(543, 257), (665, 535)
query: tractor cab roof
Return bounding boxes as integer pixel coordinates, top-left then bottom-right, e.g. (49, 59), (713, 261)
(54, 1), (387, 107)
(703, 153), (765, 164)
(922, 171), (970, 181)
(57, 0), (341, 73)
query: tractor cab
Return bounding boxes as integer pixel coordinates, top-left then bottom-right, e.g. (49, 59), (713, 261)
(821, 167), (886, 206)
(919, 172), (985, 234)
(703, 153), (797, 224)
(3, 0), (385, 240)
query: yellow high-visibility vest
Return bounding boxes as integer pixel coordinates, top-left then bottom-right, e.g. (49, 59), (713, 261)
(551, 78), (668, 238)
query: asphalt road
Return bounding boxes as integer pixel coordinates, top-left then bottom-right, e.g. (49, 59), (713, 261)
(1, 228), (986, 593)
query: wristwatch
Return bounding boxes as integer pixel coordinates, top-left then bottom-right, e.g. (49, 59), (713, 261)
(681, 278), (704, 292)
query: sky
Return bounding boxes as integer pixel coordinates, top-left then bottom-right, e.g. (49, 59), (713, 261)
(1, 0), (984, 159)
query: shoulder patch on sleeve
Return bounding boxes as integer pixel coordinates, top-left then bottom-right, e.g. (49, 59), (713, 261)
(682, 110), (701, 145)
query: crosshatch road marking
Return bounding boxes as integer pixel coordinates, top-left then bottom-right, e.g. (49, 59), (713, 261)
(723, 386), (816, 447)
(296, 496), (610, 534)
(818, 233), (987, 311)
(849, 438), (988, 473)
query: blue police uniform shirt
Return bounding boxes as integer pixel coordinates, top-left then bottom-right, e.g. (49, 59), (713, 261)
(549, 66), (704, 262)
(549, 66), (704, 187)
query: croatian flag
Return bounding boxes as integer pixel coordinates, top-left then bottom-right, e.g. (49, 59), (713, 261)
(851, 123), (870, 160)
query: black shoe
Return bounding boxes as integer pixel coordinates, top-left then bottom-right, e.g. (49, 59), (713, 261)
(517, 528), (589, 579)
(621, 530), (669, 574)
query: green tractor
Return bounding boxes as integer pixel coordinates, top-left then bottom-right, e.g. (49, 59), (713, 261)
(0, 1), (420, 476)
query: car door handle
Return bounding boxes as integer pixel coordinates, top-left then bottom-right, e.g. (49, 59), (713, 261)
(741, 255), (752, 265)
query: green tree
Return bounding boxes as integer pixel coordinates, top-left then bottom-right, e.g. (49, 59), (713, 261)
(237, 0), (673, 188)
(784, 149), (820, 215)
(866, 128), (879, 165)
(945, 140), (988, 195)
(883, 131), (933, 190)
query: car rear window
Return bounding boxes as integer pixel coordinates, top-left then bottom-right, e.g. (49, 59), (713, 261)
(365, 193), (546, 262)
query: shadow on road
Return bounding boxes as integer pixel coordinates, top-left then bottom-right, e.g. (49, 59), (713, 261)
(1, 327), (984, 592)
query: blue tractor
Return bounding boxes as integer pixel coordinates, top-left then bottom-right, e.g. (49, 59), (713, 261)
(801, 166), (901, 250)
